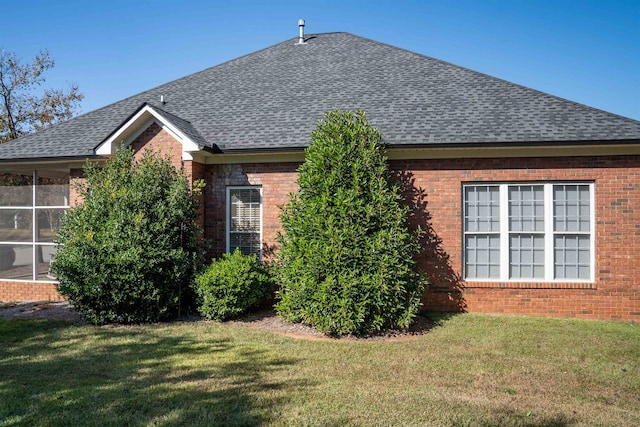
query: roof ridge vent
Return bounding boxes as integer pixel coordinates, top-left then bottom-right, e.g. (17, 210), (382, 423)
(296, 19), (306, 45)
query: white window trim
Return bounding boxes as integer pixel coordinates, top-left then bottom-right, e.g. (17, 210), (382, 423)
(0, 171), (69, 283)
(225, 186), (263, 259)
(95, 104), (200, 161)
(463, 182), (595, 283)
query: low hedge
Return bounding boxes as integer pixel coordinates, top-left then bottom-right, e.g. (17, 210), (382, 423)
(195, 249), (273, 321)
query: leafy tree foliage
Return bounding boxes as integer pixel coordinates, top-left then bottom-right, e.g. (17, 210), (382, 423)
(0, 49), (83, 143)
(52, 148), (203, 324)
(275, 110), (426, 336)
(195, 249), (274, 321)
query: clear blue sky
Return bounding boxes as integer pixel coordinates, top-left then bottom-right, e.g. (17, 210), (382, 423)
(3, 0), (639, 120)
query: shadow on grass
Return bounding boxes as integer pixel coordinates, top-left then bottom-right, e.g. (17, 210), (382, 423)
(453, 406), (577, 427)
(422, 311), (465, 328)
(0, 319), (306, 426)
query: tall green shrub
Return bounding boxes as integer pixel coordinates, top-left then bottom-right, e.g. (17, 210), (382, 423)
(275, 110), (426, 336)
(52, 148), (203, 324)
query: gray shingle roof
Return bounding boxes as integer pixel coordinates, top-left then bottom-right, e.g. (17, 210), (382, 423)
(1, 32), (639, 161)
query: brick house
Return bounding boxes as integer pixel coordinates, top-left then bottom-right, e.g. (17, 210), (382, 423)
(1, 31), (639, 320)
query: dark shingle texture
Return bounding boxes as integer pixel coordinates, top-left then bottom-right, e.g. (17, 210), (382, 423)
(1, 32), (639, 160)
(145, 104), (208, 148)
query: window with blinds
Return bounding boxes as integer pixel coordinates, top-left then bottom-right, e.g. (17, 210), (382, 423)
(226, 187), (262, 257)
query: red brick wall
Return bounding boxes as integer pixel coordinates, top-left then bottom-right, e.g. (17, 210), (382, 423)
(69, 168), (85, 207)
(184, 160), (206, 230)
(0, 281), (62, 301)
(390, 155), (640, 321)
(202, 155), (639, 321)
(131, 122), (183, 170)
(203, 162), (300, 259)
(5, 149), (640, 322)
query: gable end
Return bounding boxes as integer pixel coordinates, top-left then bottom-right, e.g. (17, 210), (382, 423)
(95, 104), (201, 160)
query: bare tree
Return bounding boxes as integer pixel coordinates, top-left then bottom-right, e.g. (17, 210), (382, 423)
(0, 49), (83, 143)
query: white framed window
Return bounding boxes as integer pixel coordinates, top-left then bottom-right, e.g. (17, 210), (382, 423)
(0, 170), (69, 282)
(463, 182), (594, 282)
(226, 186), (262, 258)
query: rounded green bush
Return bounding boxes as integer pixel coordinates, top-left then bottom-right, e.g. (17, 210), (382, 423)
(195, 249), (273, 321)
(52, 148), (203, 324)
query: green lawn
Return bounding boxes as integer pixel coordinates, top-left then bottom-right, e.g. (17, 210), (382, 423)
(1, 314), (638, 426)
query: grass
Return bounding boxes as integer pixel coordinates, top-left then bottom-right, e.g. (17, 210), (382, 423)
(0, 314), (638, 426)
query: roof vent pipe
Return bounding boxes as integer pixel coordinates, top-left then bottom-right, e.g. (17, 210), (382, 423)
(297, 19), (306, 44)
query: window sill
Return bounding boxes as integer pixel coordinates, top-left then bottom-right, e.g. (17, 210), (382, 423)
(463, 281), (596, 290)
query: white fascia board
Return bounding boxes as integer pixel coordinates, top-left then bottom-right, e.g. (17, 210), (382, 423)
(0, 159), (90, 171)
(201, 151), (305, 164)
(385, 143), (640, 160)
(95, 105), (200, 159)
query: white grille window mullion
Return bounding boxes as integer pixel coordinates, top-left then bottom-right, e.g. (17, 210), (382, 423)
(544, 183), (554, 281)
(499, 185), (509, 280)
(32, 171), (37, 281)
(589, 183), (595, 282)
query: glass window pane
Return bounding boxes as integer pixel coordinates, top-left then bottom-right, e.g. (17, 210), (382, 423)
(554, 185), (590, 232)
(578, 265), (590, 279)
(553, 184), (591, 280)
(36, 209), (66, 242)
(229, 233), (241, 248)
(509, 185), (544, 232)
(0, 244), (33, 280)
(510, 234), (544, 279)
(36, 172), (70, 206)
(0, 210), (33, 243)
(464, 186), (499, 233)
(555, 235), (590, 280)
(465, 234), (500, 279)
(0, 170), (71, 282)
(36, 245), (58, 281)
(0, 172), (33, 206)
(476, 264), (488, 278)
(464, 185), (500, 279)
(464, 182), (592, 282)
(228, 188), (261, 257)
(229, 232), (261, 256)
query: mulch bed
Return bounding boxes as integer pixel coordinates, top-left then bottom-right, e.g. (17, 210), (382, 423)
(0, 301), (83, 322)
(0, 302), (433, 341)
(225, 309), (434, 341)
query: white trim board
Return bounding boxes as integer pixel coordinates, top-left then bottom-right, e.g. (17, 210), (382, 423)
(95, 104), (200, 160)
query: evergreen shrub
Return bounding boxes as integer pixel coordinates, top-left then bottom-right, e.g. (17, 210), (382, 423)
(195, 249), (273, 321)
(275, 110), (427, 336)
(52, 148), (203, 324)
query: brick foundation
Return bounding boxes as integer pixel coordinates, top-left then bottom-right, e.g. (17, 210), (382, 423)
(0, 281), (63, 301)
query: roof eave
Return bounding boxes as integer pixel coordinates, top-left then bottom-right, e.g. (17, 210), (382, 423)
(383, 138), (640, 150)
